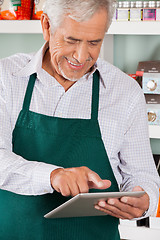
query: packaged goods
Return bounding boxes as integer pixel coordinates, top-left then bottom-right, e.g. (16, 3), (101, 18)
(147, 108), (160, 125)
(143, 73), (160, 94)
(143, 1), (156, 21)
(136, 61), (160, 103)
(0, 0), (3, 19)
(112, 1), (118, 21)
(128, 74), (137, 80)
(1, 0), (33, 20)
(16, 0), (33, 20)
(130, 1), (143, 21)
(117, 1), (130, 21)
(156, 1), (160, 21)
(1, 0), (17, 20)
(32, 0), (45, 20)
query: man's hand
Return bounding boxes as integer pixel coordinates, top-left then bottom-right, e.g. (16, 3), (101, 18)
(50, 166), (111, 197)
(95, 186), (149, 219)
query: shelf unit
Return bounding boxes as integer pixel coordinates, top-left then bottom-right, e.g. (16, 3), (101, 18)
(119, 223), (160, 240)
(119, 217), (160, 240)
(0, 20), (160, 35)
(0, 20), (42, 33)
(149, 125), (160, 139)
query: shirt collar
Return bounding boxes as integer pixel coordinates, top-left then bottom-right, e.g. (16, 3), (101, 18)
(13, 42), (106, 88)
(13, 42), (49, 78)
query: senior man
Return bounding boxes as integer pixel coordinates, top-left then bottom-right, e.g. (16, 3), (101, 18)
(0, 0), (159, 239)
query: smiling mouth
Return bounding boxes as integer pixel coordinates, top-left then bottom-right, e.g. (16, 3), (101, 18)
(65, 57), (85, 69)
(67, 59), (83, 66)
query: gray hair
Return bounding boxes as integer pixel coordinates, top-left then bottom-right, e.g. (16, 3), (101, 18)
(43, 0), (117, 33)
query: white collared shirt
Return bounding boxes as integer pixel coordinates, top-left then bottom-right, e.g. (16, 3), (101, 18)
(0, 43), (159, 216)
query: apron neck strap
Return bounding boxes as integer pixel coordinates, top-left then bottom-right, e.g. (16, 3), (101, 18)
(22, 73), (37, 110)
(22, 71), (100, 118)
(91, 70), (100, 120)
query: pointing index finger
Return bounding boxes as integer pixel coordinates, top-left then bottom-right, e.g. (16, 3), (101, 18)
(87, 170), (111, 189)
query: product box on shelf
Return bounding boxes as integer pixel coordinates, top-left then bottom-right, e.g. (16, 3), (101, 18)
(145, 94), (160, 104)
(117, 1), (130, 21)
(143, 1), (156, 21)
(142, 73), (160, 94)
(136, 61), (160, 104)
(128, 74), (137, 80)
(112, 1), (160, 22)
(0, 0), (33, 20)
(147, 108), (160, 125)
(130, 1), (143, 21)
(0, 0), (2, 19)
(156, 1), (160, 21)
(32, 0), (45, 20)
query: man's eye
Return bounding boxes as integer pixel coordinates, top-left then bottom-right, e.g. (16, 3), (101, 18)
(89, 42), (98, 46)
(67, 41), (76, 44)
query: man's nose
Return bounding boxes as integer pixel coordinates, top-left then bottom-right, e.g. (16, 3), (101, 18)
(73, 43), (90, 64)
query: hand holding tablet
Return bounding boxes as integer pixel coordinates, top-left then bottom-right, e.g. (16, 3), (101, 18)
(44, 191), (145, 218)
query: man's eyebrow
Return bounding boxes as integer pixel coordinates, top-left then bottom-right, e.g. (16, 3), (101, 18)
(88, 39), (102, 43)
(65, 36), (102, 43)
(65, 36), (81, 41)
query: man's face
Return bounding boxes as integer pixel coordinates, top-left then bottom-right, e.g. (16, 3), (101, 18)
(46, 8), (107, 81)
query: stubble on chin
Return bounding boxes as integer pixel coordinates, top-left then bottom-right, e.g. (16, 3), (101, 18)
(58, 62), (82, 82)
(58, 60), (93, 82)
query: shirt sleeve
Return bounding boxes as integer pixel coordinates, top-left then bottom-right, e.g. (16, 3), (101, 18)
(0, 69), (60, 196)
(119, 88), (160, 217)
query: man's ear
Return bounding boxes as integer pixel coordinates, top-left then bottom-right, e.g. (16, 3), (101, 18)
(41, 13), (51, 41)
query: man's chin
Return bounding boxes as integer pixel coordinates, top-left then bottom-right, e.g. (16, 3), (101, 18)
(60, 70), (86, 82)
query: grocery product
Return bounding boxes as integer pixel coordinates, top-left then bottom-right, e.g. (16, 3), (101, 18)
(1, 0), (17, 20)
(1, 0), (33, 20)
(0, 0), (3, 19)
(32, 0), (45, 20)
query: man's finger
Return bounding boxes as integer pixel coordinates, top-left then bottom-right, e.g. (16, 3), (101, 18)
(87, 171), (111, 189)
(120, 186), (149, 210)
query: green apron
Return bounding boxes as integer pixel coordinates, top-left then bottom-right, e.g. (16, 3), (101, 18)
(0, 70), (120, 240)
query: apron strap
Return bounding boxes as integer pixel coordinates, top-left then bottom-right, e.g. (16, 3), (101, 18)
(22, 71), (99, 117)
(22, 73), (37, 110)
(91, 70), (100, 120)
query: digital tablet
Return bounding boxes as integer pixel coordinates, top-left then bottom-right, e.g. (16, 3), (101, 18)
(44, 191), (145, 219)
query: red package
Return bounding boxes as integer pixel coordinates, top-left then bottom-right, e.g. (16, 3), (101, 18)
(0, 1), (3, 19)
(17, 0), (33, 20)
(1, 0), (33, 20)
(128, 74), (137, 80)
(32, 0), (45, 20)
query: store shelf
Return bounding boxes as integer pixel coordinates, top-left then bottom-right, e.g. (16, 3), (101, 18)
(1, 20), (160, 34)
(108, 21), (160, 35)
(119, 217), (160, 239)
(119, 224), (160, 240)
(0, 20), (42, 33)
(149, 125), (160, 139)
